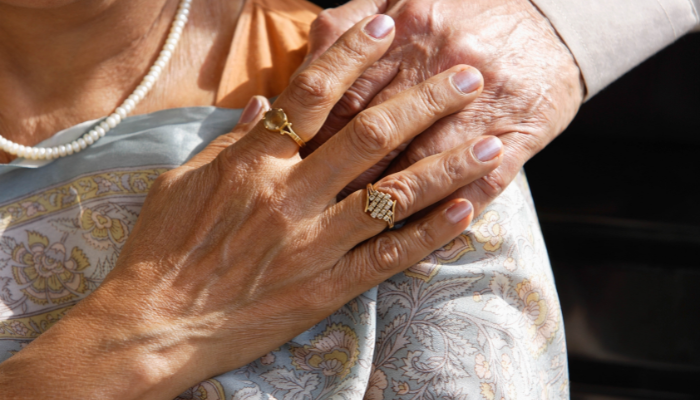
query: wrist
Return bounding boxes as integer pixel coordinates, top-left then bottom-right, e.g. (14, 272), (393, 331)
(523, 0), (586, 101)
(0, 281), (207, 400)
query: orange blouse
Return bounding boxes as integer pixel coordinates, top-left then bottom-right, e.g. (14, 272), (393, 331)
(215, 0), (321, 109)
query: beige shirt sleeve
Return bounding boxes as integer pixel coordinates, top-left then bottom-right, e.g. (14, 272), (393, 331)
(530, 0), (700, 100)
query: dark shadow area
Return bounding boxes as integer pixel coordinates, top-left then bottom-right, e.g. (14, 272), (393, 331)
(310, 0), (346, 7)
(526, 33), (700, 398)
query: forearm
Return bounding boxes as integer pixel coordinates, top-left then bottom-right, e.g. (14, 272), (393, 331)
(0, 281), (202, 400)
(1, 331), (154, 399)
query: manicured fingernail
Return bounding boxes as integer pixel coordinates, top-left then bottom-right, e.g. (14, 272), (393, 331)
(364, 15), (394, 39)
(240, 96), (263, 124)
(446, 201), (473, 224)
(452, 69), (482, 94)
(473, 136), (503, 162)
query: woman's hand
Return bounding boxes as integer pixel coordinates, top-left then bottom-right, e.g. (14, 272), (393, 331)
(0, 15), (503, 400)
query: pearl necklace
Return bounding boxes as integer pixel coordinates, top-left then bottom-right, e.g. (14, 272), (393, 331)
(0, 0), (192, 161)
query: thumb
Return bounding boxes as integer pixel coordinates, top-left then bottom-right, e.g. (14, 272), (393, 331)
(184, 96), (270, 169)
(292, 0), (389, 81)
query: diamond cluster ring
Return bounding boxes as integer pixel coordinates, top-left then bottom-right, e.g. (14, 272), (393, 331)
(365, 184), (397, 228)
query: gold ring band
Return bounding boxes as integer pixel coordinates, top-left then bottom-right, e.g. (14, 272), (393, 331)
(365, 184), (397, 228)
(263, 108), (306, 147)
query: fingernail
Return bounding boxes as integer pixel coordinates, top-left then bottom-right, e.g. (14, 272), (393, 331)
(364, 15), (394, 39)
(452, 69), (482, 94)
(240, 96), (263, 124)
(446, 201), (473, 224)
(473, 136), (503, 162)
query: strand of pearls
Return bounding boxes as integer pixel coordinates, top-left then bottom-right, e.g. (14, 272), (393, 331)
(0, 0), (192, 161)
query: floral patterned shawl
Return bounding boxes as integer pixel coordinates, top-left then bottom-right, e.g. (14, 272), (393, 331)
(0, 107), (568, 400)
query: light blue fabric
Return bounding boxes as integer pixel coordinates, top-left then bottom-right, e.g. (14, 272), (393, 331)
(0, 107), (241, 197)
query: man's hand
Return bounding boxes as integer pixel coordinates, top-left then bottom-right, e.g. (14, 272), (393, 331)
(300, 0), (584, 214)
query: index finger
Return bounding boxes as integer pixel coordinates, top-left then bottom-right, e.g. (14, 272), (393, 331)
(292, 0), (390, 80)
(235, 14), (396, 159)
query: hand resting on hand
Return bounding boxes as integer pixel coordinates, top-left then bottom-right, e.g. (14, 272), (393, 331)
(0, 15), (502, 400)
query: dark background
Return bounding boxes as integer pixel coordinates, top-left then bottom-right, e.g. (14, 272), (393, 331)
(527, 33), (700, 400)
(309, 1), (700, 398)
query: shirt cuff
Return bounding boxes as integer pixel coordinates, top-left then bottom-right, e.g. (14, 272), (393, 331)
(530, 0), (700, 100)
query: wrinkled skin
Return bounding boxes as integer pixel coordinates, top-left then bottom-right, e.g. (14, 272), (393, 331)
(300, 0), (584, 212)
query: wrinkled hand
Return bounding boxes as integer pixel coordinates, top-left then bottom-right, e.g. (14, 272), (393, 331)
(300, 0), (584, 212)
(0, 16), (503, 400)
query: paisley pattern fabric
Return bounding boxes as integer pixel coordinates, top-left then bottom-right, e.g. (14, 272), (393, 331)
(0, 107), (568, 399)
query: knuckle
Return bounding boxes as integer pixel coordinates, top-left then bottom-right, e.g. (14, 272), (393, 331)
(404, 147), (430, 167)
(331, 73), (383, 119)
(334, 36), (368, 66)
(442, 152), (470, 181)
(377, 173), (419, 217)
(416, 81), (449, 116)
(475, 170), (507, 200)
(312, 9), (336, 30)
(392, 1), (431, 31)
(288, 69), (334, 109)
(351, 110), (395, 156)
(414, 219), (440, 249)
(332, 87), (366, 119)
(368, 236), (403, 274)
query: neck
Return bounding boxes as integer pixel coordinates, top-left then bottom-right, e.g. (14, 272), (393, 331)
(0, 0), (176, 87)
(0, 0), (179, 152)
(0, 0), (243, 164)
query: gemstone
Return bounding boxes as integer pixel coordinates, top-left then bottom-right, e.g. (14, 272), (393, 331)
(264, 109), (288, 131)
(383, 203), (391, 210)
(371, 211), (379, 218)
(369, 194), (376, 201)
(368, 204), (376, 211)
(383, 215), (391, 221)
(386, 211), (393, 217)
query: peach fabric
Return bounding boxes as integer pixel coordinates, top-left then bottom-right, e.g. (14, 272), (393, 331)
(215, 0), (321, 109)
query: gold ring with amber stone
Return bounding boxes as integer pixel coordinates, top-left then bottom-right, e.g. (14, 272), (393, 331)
(263, 108), (306, 147)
